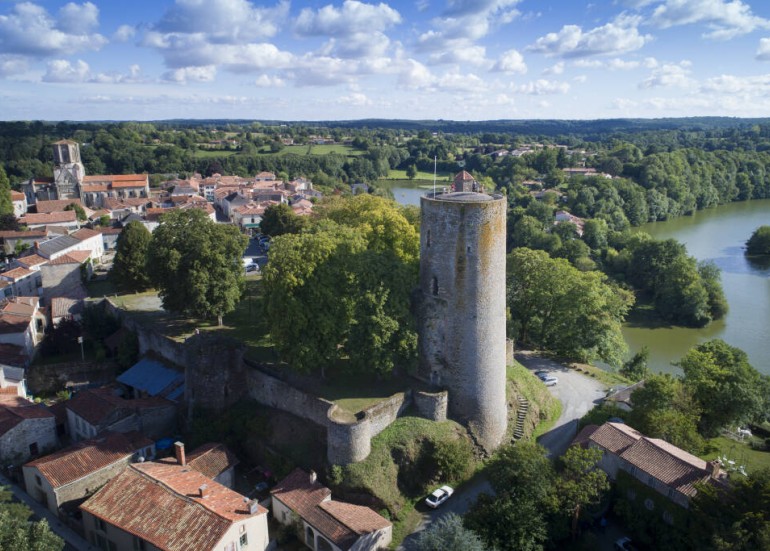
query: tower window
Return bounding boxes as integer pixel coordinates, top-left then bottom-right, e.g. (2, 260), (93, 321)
(432, 276), (439, 296)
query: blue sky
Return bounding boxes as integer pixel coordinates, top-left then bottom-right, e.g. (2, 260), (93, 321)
(2, 0), (770, 121)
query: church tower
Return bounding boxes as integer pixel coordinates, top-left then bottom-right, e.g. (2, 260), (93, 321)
(52, 140), (84, 199)
(417, 188), (508, 452)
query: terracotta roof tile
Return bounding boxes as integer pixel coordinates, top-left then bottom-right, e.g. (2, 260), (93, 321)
(0, 231), (46, 239)
(0, 266), (34, 280)
(272, 469), (390, 550)
(35, 200), (83, 214)
(24, 432), (137, 488)
(81, 461), (266, 551)
(49, 250), (91, 265)
(72, 228), (100, 241)
(20, 211), (77, 225)
(66, 387), (172, 427)
(11, 191), (25, 201)
(187, 443), (239, 480)
(619, 437), (711, 498)
(588, 422), (642, 454)
(16, 254), (49, 268)
(0, 403), (52, 435)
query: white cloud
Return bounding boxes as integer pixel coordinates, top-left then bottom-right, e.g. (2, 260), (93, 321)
(57, 2), (99, 35)
(647, 0), (770, 40)
(527, 14), (651, 58)
(543, 61), (564, 75)
(416, 0), (522, 67)
(398, 59), (434, 89)
(757, 38), (770, 60)
(435, 71), (487, 92)
(0, 2), (107, 58)
(639, 60), (695, 88)
(515, 79), (570, 95)
(0, 55), (29, 77)
(156, 0), (288, 42)
(337, 92), (373, 106)
(163, 65), (218, 83)
(113, 25), (136, 42)
(254, 74), (285, 87)
(43, 59), (90, 82)
(493, 49), (527, 74)
(700, 73), (770, 95)
(295, 1), (401, 35)
(294, 1), (401, 59)
(573, 74), (587, 83)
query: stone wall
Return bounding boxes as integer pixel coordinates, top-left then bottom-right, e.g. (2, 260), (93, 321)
(100, 298), (454, 465)
(413, 390), (448, 422)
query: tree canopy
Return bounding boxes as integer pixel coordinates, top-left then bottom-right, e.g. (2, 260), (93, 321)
(111, 220), (152, 291)
(507, 247), (633, 367)
(263, 195), (418, 377)
(746, 226), (770, 256)
(0, 486), (64, 551)
(147, 209), (248, 325)
(259, 203), (307, 236)
(414, 513), (488, 551)
(0, 165), (12, 217)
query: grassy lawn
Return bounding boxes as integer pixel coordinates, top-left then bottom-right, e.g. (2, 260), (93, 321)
(315, 370), (409, 414)
(566, 360), (631, 387)
(384, 169), (453, 181)
(192, 149), (239, 158)
(340, 416), (473, 547)
(701, 435), (770, 474)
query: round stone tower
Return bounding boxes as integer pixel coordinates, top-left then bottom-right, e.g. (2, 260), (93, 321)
(417, 190), (508, 452)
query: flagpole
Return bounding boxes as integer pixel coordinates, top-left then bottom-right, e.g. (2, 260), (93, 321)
(433, 155), (437, 196)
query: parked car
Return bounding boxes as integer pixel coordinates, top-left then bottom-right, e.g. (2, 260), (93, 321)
(614, 536), (637, 551)
(425, 485), (454, 509)
(538, 373), (558, 386)
(534, 370), (550, 378)
(246, 264), (259, 273)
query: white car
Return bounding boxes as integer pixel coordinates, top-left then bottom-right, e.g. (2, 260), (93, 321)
(538, 374), (558, 386)
(425, 485), (454, 509)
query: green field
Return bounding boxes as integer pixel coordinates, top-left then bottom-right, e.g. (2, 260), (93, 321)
(701, 435), (770, 475)
(384, 169), (452, 181)
(259, 144), (364, 157)
(192, 148), (238, 159)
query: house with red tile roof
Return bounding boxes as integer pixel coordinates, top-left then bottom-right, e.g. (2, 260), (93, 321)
(80, 448), (269, 551)
(22, 431), (154, 517)
(452, 170), (483, 193)
(272, 468), (392, 551)
(0, 297), (45, 362)
(65, 386), (177, 442)
(575, 422), (724, 509)
(0, 398), (56, 465)
(11, 190), (27, 218)
(19, 210), (79, 231)
(186, 442), (240, 489)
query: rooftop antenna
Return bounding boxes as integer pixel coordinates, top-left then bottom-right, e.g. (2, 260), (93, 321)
(432, 155), (437, 196)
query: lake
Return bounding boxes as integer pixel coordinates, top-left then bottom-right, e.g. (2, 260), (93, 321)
(385, 181), (770, 375)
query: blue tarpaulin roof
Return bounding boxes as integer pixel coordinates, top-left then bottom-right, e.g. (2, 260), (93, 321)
(117, 357), (184, 400)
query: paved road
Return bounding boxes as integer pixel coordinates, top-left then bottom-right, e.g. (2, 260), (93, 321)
(516, 351), (608, 457)
(0, 471), (98, 551)
(399, 353), (607, 549)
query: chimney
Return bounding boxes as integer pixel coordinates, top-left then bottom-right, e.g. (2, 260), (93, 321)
(309, 470), (317, 484)
(199, 484), (208, 498)
(708, 459), (720, 478)
(248, 500), (260, 514)
(174, 441), (186, 466)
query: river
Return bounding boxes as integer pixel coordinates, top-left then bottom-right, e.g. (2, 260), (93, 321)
(381, 180), (770, 376)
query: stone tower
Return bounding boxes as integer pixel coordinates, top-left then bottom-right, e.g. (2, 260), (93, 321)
(52, 139), (84, 199)
(417, 190), (508, 452)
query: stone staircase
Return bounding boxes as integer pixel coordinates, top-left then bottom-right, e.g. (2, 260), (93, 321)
(513, 395), (529, 442)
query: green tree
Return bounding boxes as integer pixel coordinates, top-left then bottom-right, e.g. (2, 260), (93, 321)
(466, 494), (548, 551)
(405, 163), (417, 180)
(487, 442), (556, 505)
(414, 513), (488, 551)
(620, 346), (650, 382)
(147, 209), (248, 326)
(556, 446), (610, 540)
(746, 225), (770, 256)
(690, 468), (770, 551)
(0, 486), (64, 551)
(629, 373), (705, 453)
(111, 221), (152, 291)
(507, 248), (633, 366)
(259, 203), (307, 237)
(677, 339), (765, 436)
(64, 202), (87, 221)
(0, 165), (12, 216)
